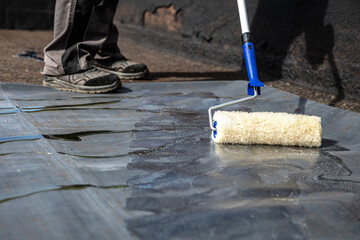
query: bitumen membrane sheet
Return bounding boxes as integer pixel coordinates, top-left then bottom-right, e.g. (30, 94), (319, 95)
(0, 81), (359, 239)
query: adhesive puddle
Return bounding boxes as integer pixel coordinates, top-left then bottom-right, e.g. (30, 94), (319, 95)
(43, 130), (117, 142)
(0, 129), (171, 146)
(42, 129), (169, 142)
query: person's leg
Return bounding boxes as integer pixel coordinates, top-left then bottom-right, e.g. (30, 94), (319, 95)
(95, 24), (124, 61)
(91, 0), (124, 61)
(89, 0), (149, 79)
(44, 0), (95, 75)
(43, 0), (120, 93)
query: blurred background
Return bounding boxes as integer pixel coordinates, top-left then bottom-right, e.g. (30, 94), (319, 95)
(0, 0), (359, 108)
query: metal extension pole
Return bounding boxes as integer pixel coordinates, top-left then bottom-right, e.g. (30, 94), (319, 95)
(237, 0), (250, 34)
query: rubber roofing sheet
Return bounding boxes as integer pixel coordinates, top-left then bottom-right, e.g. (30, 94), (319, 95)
(0, 81), (359, 239)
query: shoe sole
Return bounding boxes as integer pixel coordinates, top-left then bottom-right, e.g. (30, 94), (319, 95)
(43, 77), (121, 94)
(95, 66), (149, 80)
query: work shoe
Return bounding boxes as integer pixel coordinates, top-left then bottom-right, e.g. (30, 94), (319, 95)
(94, 59), (149, 80)
(43, 68), (121, 94)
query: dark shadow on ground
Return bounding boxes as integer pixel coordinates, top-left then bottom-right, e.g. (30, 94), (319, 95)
(295, 97), (307, 114)
(117, 86), (133, 93)
(149, 71), (245, 81)
(251, 0), (344, 105)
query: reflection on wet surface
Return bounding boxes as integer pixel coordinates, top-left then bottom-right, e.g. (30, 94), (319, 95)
(125, 136), (359, 239)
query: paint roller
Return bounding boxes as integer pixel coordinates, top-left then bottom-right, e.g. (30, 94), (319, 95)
(208, 0), (322, 147)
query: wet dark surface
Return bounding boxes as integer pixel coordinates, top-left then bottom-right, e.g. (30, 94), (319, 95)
(0, 81), (359, 239)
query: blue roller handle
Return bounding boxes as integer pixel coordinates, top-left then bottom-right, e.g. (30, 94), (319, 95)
(243, 42), (264, 95)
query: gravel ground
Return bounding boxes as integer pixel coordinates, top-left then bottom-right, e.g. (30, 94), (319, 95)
(0, 29), (359, 113)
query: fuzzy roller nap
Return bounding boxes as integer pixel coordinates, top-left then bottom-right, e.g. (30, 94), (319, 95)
(212, 111), (322, 147)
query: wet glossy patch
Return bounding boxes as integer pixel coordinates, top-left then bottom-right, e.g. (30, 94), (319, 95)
(43, 130), (117, 142)
(42, 129), (173, 142)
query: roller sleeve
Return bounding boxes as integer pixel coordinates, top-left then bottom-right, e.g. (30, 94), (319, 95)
(212, 111), (322, 148)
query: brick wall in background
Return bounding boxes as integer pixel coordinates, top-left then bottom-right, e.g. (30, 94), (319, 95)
(0, 0), (55, 30)
(116, 0), (360, 103)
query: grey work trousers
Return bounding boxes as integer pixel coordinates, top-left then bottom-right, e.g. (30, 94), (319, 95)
(43, 0), (124, 76)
